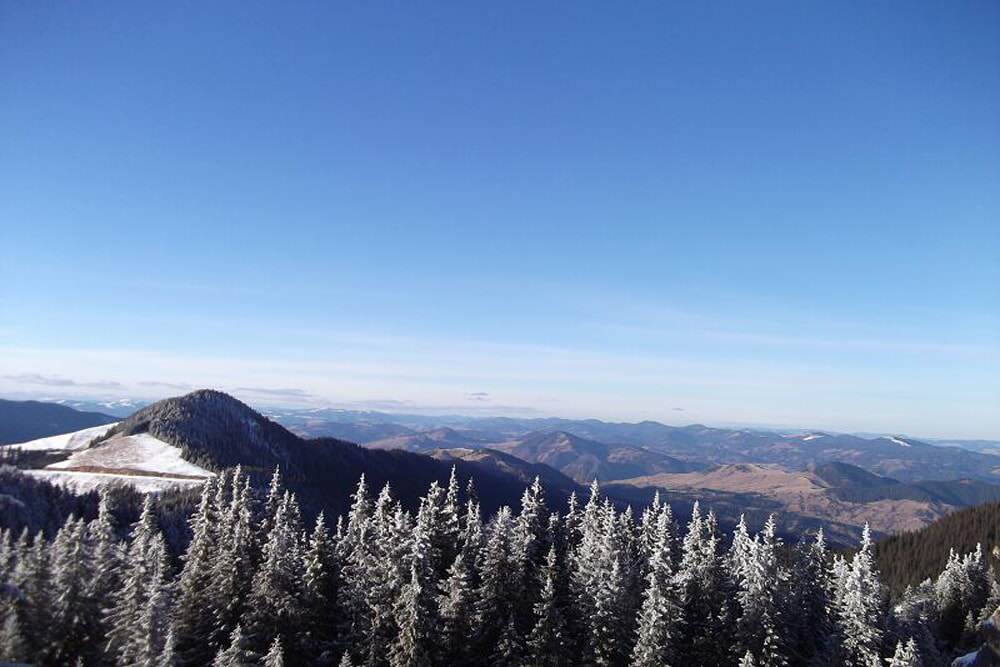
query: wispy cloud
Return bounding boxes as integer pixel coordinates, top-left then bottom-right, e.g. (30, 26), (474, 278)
(2, 373), (123, 389)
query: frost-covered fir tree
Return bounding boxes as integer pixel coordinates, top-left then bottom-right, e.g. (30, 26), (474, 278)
(134, 535), (174, 665)
(493, 612), (525, 666)
(439, 549), (478, 664)
(886, 637), (922, 666)
(173, 475), (223, 664)
(587, 505), (629, 665)
(832, 524), (886, 667)
(0, 606), (27, 663)
(338, 475), (376, 654)
(209, 468), (257, 648)
(87, 485), (124, 637)
(673, 503), (730, 665)
(936, 545), (990, 650)
(264, 635), (285, 667)
(631, 502), (680, 667)
(8, 529), (52, 659)
(158, 628), (179, 667)
(732, 516), (788, 667)
(107, 495), (169, 665)
(245, 490), (305, 653)
(892, 579), (944, 665)
(390, 562), (433, 667)
(527, 545), (568, 667)
(301, 510), (337, 656)
(474, 506), (516, 654)
(49, 516), (99, 663)
(213, 623), (255, 666)
(785, 529), (830, 662)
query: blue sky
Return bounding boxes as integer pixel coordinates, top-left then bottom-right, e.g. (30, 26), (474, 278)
(1, 2), (998, 438)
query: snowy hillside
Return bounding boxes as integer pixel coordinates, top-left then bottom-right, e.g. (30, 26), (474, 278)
(4, 422), (118, 451)
(46, 432), (213, 478)
(6, 425), (214, 494)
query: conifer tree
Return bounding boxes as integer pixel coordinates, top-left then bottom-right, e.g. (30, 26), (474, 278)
(50, 515), (98, 663)
(733, 516), (787, 667)
(475, 506), (516, 654)
(213, 623), (255, 666)
(210, 468), (256, 648)
(527, 545), (567, 667)
(88, 485), (123, 631)
(246, 490), (305, 652)
(174, 475), (223, 664)
(134, 535), (174, 666)
(301, 510), (336, 656)
(8, 530), (51, 658)
(442, 466), (462, 563)
(673, 504), (730, 665)
(158, 628), (180, 667)
(390, 562), (433, 667)
(631, 502), (679, 667)
(886, 637), (922, 667)
(107, 494), (164, 664)
(439, 549), (477, 664)
(0, 607), (27, 663)
(493, 612), (525, 666)
(264, 635), (285, 667)
(832, 524), (886, 667)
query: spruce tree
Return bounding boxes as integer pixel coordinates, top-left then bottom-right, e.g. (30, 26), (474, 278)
(886, 637), (922, 667)
(264, 635), (285, 667)
(174, 475), (223, 664)
(527, 546), (567, 667)
(631, 502), (679, 667)
(475, 506), (516, 655)
(832, 525), (886, 667)
(107, 494), (163, 665)
(439, 549), (477, 664)
(0, 607), (27, 663)
(246, 490), (305, 653)
(390, 563), (433, 667)
(301, 511), (336, 657)
(213, 623), (255, 666)
(50, 516), (99, 663)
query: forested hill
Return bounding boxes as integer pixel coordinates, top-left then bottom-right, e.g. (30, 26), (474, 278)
(0, 399), (116, 445)
(877, 500), (1000, 597)
(96, 389), (578, 518)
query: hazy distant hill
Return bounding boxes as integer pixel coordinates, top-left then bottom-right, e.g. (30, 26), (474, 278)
(0, 399), (117, 445)
(366, 427), (498, 452)
(266, 409), (1000, 483)
(491, 430), (703, 484)
(617, 460), (1000, 537)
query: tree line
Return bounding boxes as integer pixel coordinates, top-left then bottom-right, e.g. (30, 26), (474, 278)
(0, 467), (996, 666)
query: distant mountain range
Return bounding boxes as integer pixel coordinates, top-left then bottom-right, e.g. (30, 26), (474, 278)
(269, 408), (1000, 484)
(6, 391), (1000, 546)
(0, 399), (116, 445)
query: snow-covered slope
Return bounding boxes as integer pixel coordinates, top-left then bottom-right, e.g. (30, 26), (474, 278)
(4, 422), (118, 451)
(11, 427), (214, 494)
(25, 469), (208, 494)
(46, 433), (213, 478)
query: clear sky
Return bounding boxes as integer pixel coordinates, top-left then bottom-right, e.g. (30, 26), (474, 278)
(1, 2), (998, 438)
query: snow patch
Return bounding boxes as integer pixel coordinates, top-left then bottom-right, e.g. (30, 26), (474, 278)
(3, 422), (118, 451)
(25, 469), (207, 494)
(46, 433), (214, 478)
